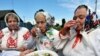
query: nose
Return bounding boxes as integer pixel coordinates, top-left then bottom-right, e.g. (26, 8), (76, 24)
(10, 21), (18, 26)
(38, 23), (42, 28)
(76, 17), (80, 22)
(11, 21), (16, 25)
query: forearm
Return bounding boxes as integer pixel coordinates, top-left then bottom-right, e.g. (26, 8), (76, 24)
(20, 49), (34, 56)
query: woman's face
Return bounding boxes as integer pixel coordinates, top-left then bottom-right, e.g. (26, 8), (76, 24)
(73, 8), (87, 31)
(35, 13), (47, 33)
(7, 15), (19, 31)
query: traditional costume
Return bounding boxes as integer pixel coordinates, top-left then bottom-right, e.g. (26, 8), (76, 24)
(0, 13), (33, 56)
(60, 28), (100, 56)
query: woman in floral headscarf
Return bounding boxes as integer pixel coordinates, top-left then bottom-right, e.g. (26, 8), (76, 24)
(59, 5), (100, 56)
(20, 9), (61, 56)
(32, 9), (59, 50)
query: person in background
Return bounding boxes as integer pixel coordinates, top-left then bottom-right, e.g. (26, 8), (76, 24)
(92, 12), (99, 28)
(59, 5), (100, 56)
(85, 9), (93, 31)
(0, 13), (33, 56)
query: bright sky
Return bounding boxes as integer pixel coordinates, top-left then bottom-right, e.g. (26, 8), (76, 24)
(0, 0), (99, 25)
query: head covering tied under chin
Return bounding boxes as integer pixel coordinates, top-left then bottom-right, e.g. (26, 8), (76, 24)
(4, 13), (20, 31)
(4, 13), (20, 26)
(34, 10), (54, 30)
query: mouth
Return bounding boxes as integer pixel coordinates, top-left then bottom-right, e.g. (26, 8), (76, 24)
(76, 22), (81, 26)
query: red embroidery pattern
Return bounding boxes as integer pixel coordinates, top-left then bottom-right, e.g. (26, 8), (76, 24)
(7, 37), (17, 48)
(23, 31), (31, 40)
(72, 33), (82, 48)
(0, 31), (3, 39)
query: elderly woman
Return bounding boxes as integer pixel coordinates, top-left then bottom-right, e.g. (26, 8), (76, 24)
(0, 13), (33, 56)
(20, 9), (62, 56)
(59, 5), (100, 56)
(32, 10), (59, 50)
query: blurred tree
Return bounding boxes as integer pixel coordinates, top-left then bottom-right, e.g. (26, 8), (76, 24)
(61, 18), (66, 28)
(53, 23), (61, 30)
(25, 22), (33, 30)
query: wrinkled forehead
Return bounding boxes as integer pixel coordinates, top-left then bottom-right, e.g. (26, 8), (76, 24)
(8, 16), (17, 20)
(8, 15), (15, 19)
(6, 14), (19, 22)
(75, 8), (87, 16)
(35, 13), (46, 22)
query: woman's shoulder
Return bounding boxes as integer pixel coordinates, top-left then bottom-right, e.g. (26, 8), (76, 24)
(87, 28), (100, 39)
(1, 27), (9, 33)
(49, 28), (58, 32)
(47, 28), (59, 35)
(20, 27), (29, 31)
(89, 28), (100, 34)
(46, 28), (59, 40)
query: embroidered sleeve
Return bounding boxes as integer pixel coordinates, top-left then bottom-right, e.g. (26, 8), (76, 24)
(23, 31), (31, 40)
(23, 30), (35, 49)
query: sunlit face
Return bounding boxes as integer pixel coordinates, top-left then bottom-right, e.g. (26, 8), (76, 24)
(7, 15), (19, 30)
(35, 13), (46, 33)
(73, 8), (87, 30)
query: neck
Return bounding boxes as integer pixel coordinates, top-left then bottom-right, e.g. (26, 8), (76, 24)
(76, 25), (84, 32)
(9, 28), (19, 32)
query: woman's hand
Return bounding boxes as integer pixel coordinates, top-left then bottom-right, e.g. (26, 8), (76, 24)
(31, 28), (37, 37)
(18, 46), (27, 52)
(20, 49), (33, 56)
(59, 20), (76, 39)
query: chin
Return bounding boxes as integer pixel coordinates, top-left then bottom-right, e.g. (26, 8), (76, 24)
(76, 27), (82, 31)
